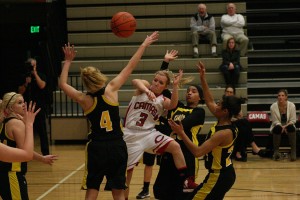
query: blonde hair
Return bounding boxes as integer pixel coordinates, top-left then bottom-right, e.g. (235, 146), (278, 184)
(0, 92), (22, 118)
(80, 66), (108, 93)
(154, 70), (194, 88)
(0, 92), (22, 109)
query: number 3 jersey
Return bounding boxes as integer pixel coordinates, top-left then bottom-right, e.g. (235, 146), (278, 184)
(124, 92), (165, 130)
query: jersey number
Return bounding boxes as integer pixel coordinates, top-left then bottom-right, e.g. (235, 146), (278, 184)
(100, 111), (113, 132)
(136, 112), (148, 127)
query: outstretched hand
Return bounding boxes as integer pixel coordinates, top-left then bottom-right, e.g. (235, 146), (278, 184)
(197, 61), (206, 79)
(62, 43), (76, 62)
(164, 49), (178, 62)
(19, 101), (41, 125)
(142, 31), (159, 47)
(42, 154), (59, 165)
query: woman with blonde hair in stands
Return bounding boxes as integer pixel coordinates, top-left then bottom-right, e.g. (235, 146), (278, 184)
(270, 89), (297, 161)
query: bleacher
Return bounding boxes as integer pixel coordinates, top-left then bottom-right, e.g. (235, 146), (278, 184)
(51, 0), (248, 141)
(246, 0), (300, 148)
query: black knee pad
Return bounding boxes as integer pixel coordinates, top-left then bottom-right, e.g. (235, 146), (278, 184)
(143, 152), (156, 166)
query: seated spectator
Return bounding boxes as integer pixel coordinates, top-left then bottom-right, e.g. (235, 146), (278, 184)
(190, 3), (217, 58)
(224, 85), (266, 162)
(270, 89), (297, 161)
(220, 2), (249, 56)
(219, 38), (242, 87)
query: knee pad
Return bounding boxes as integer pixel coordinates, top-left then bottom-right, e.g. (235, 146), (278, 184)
(143, 152), (156, 166)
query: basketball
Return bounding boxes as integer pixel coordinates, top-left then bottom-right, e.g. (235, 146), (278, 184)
(111, 12), (136, 38)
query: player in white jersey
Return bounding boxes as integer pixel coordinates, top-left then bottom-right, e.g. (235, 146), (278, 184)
(124, 92), (164, 130)
(123, 69), (191, 200)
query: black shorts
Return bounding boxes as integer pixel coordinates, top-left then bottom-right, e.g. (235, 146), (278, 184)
(0, 172), (29, 200)
(81, 138), (128, 190)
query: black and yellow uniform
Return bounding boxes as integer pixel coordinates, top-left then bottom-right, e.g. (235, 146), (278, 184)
(188, 122), (238, 200)
(0, 118), (28, 200)
(154, 105), (205, 200)
(169, 106), (205, 177)
(81, 87), (128, 191)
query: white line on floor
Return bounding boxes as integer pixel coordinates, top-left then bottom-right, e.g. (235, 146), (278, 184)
(36, 163), (85, 200)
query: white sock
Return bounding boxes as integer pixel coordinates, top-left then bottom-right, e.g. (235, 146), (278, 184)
(211, 46), (216, 53)
(193, 47), (199, 54)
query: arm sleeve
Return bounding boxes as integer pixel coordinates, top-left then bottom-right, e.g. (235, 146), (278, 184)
(208, 16), (216, 31)
(222, 51), (230, 65)
(288, 102), (297, 124)
(220, 15), (230, 28)
(235, 14), (245, 28)
(160, 61), (169, 70)
(232, 51), (241, 65)
(190, 16), (205, 32)
(270, 104), (281, 127)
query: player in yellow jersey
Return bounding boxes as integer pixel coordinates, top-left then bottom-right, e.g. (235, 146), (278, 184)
(169, 61), (245, 200)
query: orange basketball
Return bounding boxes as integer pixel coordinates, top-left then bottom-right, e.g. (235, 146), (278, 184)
(111, 12), (136, 38)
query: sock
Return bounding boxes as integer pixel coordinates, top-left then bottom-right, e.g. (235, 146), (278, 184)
(178, 166), (188, 180)
(211, 45), (216, 53)
(143, 182), (150, 191)
(193, 47), (199, 54)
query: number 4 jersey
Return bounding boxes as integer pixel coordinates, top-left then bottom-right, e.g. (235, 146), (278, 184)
(85, 87), (124, 141)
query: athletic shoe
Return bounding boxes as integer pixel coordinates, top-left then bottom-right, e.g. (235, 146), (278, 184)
(183, 177), (198, 193)
(136, 189), (150, 199)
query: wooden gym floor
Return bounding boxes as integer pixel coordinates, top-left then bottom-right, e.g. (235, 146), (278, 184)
(25, 142), (300, 200)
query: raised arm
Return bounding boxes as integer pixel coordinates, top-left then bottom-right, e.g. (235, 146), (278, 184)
(32, 61), (46, 89)
(160, 49), (179, 70)
(164, 69), (183, 110)
(197, 61), (217, 116)
(107, 31), (159, 92)
(60, 43), (88, 107)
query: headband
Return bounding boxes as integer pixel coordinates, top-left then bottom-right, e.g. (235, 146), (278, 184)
(6, 93), (17, 108)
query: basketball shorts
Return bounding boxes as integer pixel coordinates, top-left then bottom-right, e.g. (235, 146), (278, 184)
(123, 127), (173, 170)
(0, 171), (29, 200)
(81, 138), (128, 191)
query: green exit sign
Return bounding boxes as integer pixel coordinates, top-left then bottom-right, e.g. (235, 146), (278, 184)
(30, 26), (40, 33)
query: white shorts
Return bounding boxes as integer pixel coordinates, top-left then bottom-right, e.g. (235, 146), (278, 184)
(123, 127), (174, 170)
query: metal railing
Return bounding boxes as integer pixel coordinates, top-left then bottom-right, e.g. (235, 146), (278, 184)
(52, 74), (84, 117)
